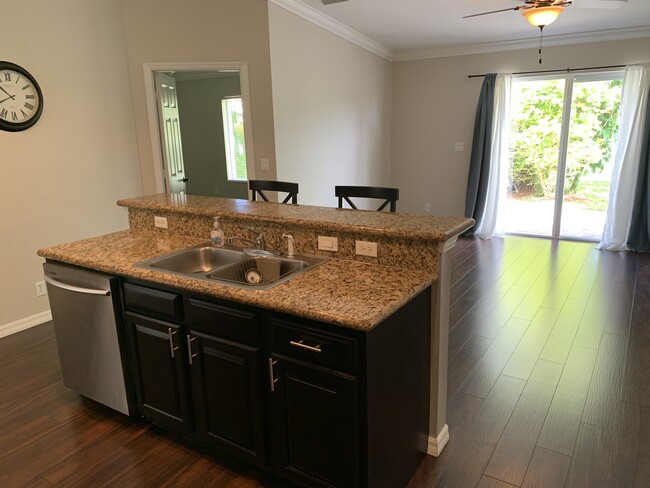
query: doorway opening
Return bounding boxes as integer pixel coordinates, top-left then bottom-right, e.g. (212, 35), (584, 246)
(504, 71), (623, 241)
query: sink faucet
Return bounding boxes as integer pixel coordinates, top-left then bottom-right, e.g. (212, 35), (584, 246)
(245, 227), (266, 250)
(227, 227), (269, 252)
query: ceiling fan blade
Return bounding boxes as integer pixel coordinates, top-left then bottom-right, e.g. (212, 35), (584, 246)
(462, 7), (519, 19)
(572, 0), (626, 9)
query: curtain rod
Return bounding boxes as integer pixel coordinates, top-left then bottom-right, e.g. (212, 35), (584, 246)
(467, 64), (626, 79)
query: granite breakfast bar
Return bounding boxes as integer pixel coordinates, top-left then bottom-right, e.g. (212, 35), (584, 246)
(38, 194), (473, 486)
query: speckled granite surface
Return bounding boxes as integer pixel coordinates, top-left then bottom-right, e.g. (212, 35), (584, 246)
(118, 194), (474, 241)
(38, 230), (434, 331)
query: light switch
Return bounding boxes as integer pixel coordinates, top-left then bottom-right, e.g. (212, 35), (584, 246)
(261, 158), (269, 171)
(455, 143), (465, 152)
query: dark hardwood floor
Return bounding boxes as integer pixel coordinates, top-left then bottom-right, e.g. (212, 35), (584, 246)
(2, 236), (649, 487)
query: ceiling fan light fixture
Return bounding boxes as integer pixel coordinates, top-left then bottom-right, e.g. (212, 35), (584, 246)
(521, 6), (565, 28)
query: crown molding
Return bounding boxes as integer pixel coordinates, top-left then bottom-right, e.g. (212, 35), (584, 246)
(270, 0), (395, 61)
(393, 25), (650, 62)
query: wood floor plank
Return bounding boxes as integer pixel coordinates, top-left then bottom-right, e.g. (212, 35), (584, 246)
(520, 447), (571, 488)
(539, 298), (587, 364)
(581, 332), (628, 429)
(623, 256), (650, 407)
(501, 307), (560, 380)
(474, 285), (530, 339)
(476, 475), (516, 488)
(565, 422), (615, 487)
(432, 375), (526, 488)
(449, 290), (503, 362)
(609, 401), (650, 488)
(537, 345), (598, 455)
(447, 335), (493, 403)
(461, 317), (530, 398)
(484, 360), (563, 485)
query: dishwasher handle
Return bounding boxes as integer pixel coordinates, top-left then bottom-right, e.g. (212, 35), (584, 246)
(44, 275), (111, 296)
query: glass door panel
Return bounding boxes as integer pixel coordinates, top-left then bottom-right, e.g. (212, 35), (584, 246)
(560, 79), (623, 240)
(504, 74), (622, 241)
(506, 79), (566, 237)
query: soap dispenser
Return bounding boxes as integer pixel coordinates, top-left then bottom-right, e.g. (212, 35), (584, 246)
(211, 217), (224, 247)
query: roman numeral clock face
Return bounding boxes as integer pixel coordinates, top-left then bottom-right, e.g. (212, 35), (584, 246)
(0, 61), (43, 132)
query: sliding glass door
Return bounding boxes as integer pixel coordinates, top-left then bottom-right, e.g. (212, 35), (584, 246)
(504, 72), (623, 241)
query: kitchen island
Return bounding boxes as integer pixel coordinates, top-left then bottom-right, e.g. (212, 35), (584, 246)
(38, 194), (473, 488)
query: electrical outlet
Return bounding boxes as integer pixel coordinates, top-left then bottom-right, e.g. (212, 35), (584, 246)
(355, 240), (377, 257)
(261, 158), (269, 171)
(35, 281), (47, 297)
(318, 236), (338, 252)
(154, 216), (168, 229)
(425, 203), (431, 212)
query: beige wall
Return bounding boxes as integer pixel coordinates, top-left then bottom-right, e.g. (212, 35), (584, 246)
(269, 3), (393, 208)
(392, 37), (650, 216)
(1, 0), (142, 332)
(120, 0), (277, 194)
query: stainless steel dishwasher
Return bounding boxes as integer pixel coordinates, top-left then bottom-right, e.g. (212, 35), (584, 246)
(43, 262), (133, 415)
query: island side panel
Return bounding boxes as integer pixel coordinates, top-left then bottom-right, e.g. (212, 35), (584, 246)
(365, 287), (431, 488)
(428, 236), (457, 456)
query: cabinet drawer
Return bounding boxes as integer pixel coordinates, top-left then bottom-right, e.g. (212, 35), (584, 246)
(123, 283), (183, 322)
(270, 318), (357, 374)
(187, 298), (260, 345)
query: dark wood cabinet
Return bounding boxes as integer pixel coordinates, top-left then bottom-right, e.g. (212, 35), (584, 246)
(125, 312), (191, 433)
(189, 330), (267, 465)
(272, 358), (359, 488)
(122, 278), (432, 488)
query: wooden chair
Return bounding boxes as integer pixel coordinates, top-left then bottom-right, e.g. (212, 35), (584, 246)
(335, 186), (399, 212)
(249, 180), (299, 204)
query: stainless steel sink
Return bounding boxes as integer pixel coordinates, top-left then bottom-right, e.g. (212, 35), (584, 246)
(142, 246), (246, 274)
(135, 242), (328, 290)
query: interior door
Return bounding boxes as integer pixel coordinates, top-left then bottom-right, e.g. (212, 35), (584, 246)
(155, 72), (187, 195)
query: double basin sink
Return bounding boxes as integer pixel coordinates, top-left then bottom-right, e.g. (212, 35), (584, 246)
(136, 243), (329, 290)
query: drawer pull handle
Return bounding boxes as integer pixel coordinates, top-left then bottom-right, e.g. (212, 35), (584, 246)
(167, 328), (179, 358)
(289, 339), (322, 353)
(268, 358), (279, 392)
(187, 335), (198, 364)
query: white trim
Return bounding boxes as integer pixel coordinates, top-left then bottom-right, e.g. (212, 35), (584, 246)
(143, 62), (257, 194)
(0, 311), (52, 339)
(427, 424), (449, 457)
(270, 0), (394, 61)
(394, 26), (650, 61)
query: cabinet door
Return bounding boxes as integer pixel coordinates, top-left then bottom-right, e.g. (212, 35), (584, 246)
(189, 331), (266, 465)
(272, 359), (360, 488)
(126, 313), (191, 433)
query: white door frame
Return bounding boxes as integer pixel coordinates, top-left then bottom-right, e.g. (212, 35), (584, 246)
(143, 61), (257, 194)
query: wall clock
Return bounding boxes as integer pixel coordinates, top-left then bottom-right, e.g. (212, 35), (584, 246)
(0, 61), (44, 132)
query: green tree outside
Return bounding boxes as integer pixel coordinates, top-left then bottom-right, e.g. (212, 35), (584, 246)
(508, 78), (622, 209)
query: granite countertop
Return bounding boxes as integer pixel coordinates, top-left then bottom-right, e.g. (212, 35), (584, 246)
(118, 194), (474, 241)
(38, 230), (435, 331)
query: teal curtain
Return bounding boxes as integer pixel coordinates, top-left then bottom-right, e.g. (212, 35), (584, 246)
(627, 84), (650, 252)
(464, 73), (496, 235)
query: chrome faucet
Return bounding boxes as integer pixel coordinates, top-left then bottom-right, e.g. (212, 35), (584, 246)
(246, 227), (266, 251)
(227, 227), (271, 252)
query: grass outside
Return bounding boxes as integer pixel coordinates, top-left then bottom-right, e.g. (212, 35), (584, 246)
(510, 180), (611, 212)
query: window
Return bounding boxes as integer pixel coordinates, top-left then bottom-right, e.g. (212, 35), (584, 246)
(222, 97), (247, 182)
(505, 72), (623, 240)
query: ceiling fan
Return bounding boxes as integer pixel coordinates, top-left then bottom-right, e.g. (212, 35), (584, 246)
(463, 0), (627, 26)
(463, 0), (627, 63)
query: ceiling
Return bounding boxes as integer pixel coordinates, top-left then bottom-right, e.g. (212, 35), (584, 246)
(284, 0), (650, 59)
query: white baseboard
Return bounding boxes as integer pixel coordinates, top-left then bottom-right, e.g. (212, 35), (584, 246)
(0, 310), (52, 339)
(427, 424), (449, 457)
